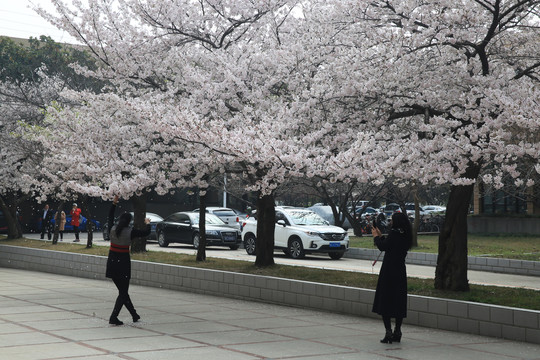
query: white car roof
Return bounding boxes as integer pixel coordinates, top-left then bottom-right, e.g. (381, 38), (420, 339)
(194, 207), (234, 211)
(276, 206), (309, 212)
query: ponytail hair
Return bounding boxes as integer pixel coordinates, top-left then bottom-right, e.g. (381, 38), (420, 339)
(115, 212), (132, 237)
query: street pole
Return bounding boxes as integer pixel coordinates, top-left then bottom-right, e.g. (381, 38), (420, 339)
(223, 175), (227, 207)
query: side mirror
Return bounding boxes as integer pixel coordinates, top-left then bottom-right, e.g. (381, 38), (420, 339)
(277, 219), (286, 226)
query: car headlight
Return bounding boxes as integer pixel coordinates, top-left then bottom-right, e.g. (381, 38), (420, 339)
(304, 230), (322, 238)
(206, 230), (220, 236)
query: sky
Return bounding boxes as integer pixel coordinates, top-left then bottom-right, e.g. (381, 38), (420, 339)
(0, 0), (79, 43)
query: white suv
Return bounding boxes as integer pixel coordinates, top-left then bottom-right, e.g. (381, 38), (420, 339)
(242, 207), (349, 260)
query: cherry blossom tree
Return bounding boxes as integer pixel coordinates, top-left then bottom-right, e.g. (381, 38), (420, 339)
(298, 0), (540, 290)
(0, 36), (99, 239)
(0, 98), (42, 239)
(28, 91), (216, 251)
(36, 0), (312, 265)
(36, 0), (540, 281)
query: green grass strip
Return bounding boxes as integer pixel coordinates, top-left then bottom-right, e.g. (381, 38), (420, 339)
(350, 234), (540, 261)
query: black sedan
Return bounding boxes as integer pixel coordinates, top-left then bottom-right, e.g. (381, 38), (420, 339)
(155, 212), (241, 250)
(103, 212), (163, 241)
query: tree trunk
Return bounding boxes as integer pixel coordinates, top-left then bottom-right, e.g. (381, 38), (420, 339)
(131, 193), (147, 253)
(255, 194), (275, 267)
(81, 198), (93, 249)
(0, 193), (23, 239)
(412, 190), (420, 248)
(435, 164), (481, 291)
(196, 189), (207, 262)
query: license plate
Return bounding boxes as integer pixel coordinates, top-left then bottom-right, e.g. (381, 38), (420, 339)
(329, 242), (340, 248)
(223, 235), (236, 241)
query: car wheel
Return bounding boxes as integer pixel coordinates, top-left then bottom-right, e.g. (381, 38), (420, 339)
(244, 233), (256, 255)
(193, 233), (200, 249)
(329, 252), (343, 260)
(229, 245), (239, 250)
(288, 238), (305, 259)
(157, 232), (169, 247)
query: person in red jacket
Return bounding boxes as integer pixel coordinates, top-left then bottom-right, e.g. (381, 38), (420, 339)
(70, 203), (82, 242)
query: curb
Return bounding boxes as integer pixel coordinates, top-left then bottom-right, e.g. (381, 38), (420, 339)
(0, 244), (538, 344)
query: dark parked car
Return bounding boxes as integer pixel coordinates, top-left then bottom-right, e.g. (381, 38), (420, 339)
(380, 203), (401, 217)
(0, 210), (7, 233)
(102, 212), (163, 241)
(354, 206), (379, 220)
(155, 212), (241, 250)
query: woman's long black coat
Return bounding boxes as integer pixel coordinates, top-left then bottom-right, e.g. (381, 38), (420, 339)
(372, 229), (409, 318)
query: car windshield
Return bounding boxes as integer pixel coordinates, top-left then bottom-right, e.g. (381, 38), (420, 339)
(287, 211), (327, 225)
(191, 213), (227, 225)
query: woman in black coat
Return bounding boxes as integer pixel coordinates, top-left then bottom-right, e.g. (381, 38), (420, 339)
(106, 195), (151, 325)
(371, 212), (412, 343)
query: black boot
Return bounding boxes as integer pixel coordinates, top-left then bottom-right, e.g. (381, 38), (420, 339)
(109, 297), (124, 325)
(380, 329), (393, 344)
(109, 316), (123, 325)
(392, 329), (402, 343)
(125, 298), (140, 322)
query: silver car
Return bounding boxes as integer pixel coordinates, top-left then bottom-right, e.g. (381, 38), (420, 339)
(193, 207), (244, 230)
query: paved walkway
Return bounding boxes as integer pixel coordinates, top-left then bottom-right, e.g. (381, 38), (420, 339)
(1, 268), (539, 360)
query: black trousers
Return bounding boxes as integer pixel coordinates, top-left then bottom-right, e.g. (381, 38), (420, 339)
(40, 222), (51, 240)
(73, 225), (80, 239)
(111, 276), (136, 317)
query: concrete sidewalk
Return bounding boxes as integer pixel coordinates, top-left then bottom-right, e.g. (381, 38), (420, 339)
(1, 269), (539, 360)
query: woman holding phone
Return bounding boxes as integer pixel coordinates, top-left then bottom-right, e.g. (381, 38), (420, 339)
(371, 212), (412, 343)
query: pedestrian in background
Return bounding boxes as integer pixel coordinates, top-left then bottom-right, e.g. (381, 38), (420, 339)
(39, 204), (54, 240)
(70, 203), (82, 242)
(106, 195), (151, 325)
(371, 212), (412, 344)
(55, 210), (66, 241)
